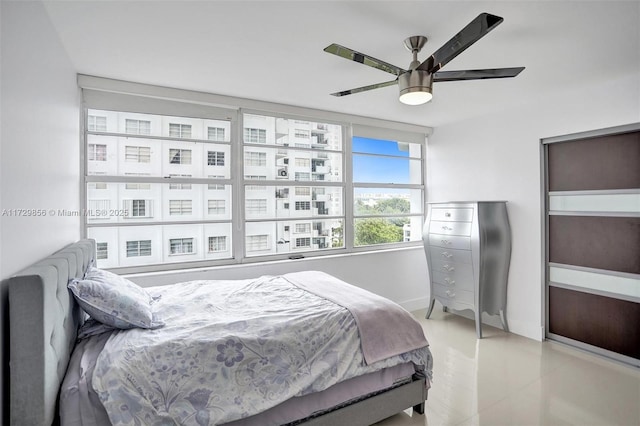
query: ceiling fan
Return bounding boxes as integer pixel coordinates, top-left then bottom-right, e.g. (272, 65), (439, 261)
(323, 13), (525, 105)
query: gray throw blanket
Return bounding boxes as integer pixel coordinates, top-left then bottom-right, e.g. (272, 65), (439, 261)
(283, 271), (429, 365)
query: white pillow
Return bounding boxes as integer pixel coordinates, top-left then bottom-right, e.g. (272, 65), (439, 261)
(68, 267), (164, 330)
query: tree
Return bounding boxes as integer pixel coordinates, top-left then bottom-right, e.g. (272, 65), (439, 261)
(354, 218), (403, 246)
(375, 198), (410, 214)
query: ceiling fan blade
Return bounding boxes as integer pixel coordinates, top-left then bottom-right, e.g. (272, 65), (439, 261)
(418, 13), (504, 74)
(434, 67), (525, 82)
(324, 43), (406, 76)
(330, 79), (399, 97)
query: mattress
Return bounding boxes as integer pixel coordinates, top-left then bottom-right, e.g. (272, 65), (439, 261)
(61, 334), (422, 426)
(60, 272), (433, 425)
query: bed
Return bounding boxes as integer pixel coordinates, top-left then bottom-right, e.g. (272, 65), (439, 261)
(8, 239), (432, 425)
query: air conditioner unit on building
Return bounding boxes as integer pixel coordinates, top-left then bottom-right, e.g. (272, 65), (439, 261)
(278, 168), (288, 177)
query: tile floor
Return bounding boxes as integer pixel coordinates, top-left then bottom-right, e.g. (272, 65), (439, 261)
(374, 307), (640, 426)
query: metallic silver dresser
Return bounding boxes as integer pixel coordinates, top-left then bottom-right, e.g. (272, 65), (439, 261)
(422, 201), (511, 338)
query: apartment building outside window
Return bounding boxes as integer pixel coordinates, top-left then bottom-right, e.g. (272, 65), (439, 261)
(244, 128), (266, 144)
(169, 149), (192, 165)
(207, 127), (225, 141)
(246, 235), (269, 251)
(124, 199), (152, 218)
(295, 223), (311, 233)
(207, 151), (225, 166)
(126, 240), (152, 257)
(125, 119), (151, 135)
(245, 152), (267, 167)
(96, 242), (108, 260)
(170, 238), (194, 255)
(169, 200), (192, 215)
(169, 123), (192, 138)
(88, 115), (107, 132)
(88, 144), (107, 161)
(295, 237), (311, 248)
(125, 146), (151, 163)
(208, 200), (225, 215)
(208, 236), (227, 252)
(83, 88), (426, 272)
(246, 199), (267, 214)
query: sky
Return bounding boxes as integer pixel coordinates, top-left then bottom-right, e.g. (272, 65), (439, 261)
(352, 137), (412, 185)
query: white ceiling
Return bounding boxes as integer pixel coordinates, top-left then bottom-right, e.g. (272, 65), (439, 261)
(42, 1), (639, 128)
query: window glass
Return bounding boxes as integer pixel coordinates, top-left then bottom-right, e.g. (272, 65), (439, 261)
(352, 136), (424, 247)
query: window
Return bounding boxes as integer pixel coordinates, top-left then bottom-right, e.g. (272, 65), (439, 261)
(126, 240), (151, 257)
(295, 172), (310, 181)
(84, 96), (424, 271)
(295, 158), (310, 167)
(88, 115), (107, 132)
(295, 237), (311, 248)
(352, 134), (424, 247)
(295, 223), (311, 233)
(169, 183), (192, 190)
(208, 200), (225, 214)
(169, 200), (192, 215)
(125, 119), (151, 135)
(169, 149), (192, 165)
(245, 152), (267, 167)
(295, 201), (310, 210)
(169, 238), (194, 255)
(207, 127), (225, 141)
(85, 107), (234, 270)
(122, 199), (153, 218)
(88, 144), (107, 161)
(246, 199), (267, 214)
(246, 235), (269, 251)
(244, 128), (266, 144)
(294, 129), (310, 139)
(169, 123), (192, 138)
(207, 151), (225, 166)
(208, 236), (227, 252)
(125, 146), (151, 163)
(96, 242), (108, 260)
(295, 187), (310, 196)
(125, 183), (151, 190)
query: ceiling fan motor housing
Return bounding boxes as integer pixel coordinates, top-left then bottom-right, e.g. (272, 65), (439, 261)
(398, 70), (433, 104)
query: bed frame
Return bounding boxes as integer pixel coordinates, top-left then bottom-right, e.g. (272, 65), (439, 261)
(8, 239), (427, 425)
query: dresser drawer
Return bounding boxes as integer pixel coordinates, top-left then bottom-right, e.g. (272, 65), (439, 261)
(432, 264), (474, 291)
(429, 220), (472, 236)
(430, 207), (474, 222)
(430, 247), (472, 265)
(428, 234), (471, 250)
(433, 283), (474, 306)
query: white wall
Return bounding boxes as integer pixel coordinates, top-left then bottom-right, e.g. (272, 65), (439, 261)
(427, 72), (640, 341)
(129, 246), (430, 312)
(0, 1), (80, 423)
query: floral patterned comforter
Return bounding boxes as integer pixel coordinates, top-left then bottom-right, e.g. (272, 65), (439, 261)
(91, 274), (431, 426)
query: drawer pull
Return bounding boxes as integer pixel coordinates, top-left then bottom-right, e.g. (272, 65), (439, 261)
(441, 225), (452, 231)
(441, 251), (453, 259)
(442, 264), (455, 272)
(445, 290), (456, 298)
(444, 212), (451, 217)
(441, 239), (452, 245)
(444, 277), (456, 286)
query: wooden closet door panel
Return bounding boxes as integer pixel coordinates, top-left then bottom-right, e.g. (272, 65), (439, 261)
(547, 132), (640, 191)
(549, 215), (640, 274)
(549, 287), (640, 359)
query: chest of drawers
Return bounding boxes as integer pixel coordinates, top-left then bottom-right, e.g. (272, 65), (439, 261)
(422, 201), (511, 338)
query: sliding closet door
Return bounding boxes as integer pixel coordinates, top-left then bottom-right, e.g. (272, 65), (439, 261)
(543, 124), (640, 366)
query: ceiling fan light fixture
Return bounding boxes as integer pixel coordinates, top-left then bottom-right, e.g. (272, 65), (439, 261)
(398, 70), (433, 105)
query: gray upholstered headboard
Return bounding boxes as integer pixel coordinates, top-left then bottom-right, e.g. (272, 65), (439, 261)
(8, 239), (95, 425)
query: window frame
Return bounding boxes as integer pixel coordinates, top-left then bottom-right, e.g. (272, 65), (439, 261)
(81, 82), (429, 273)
